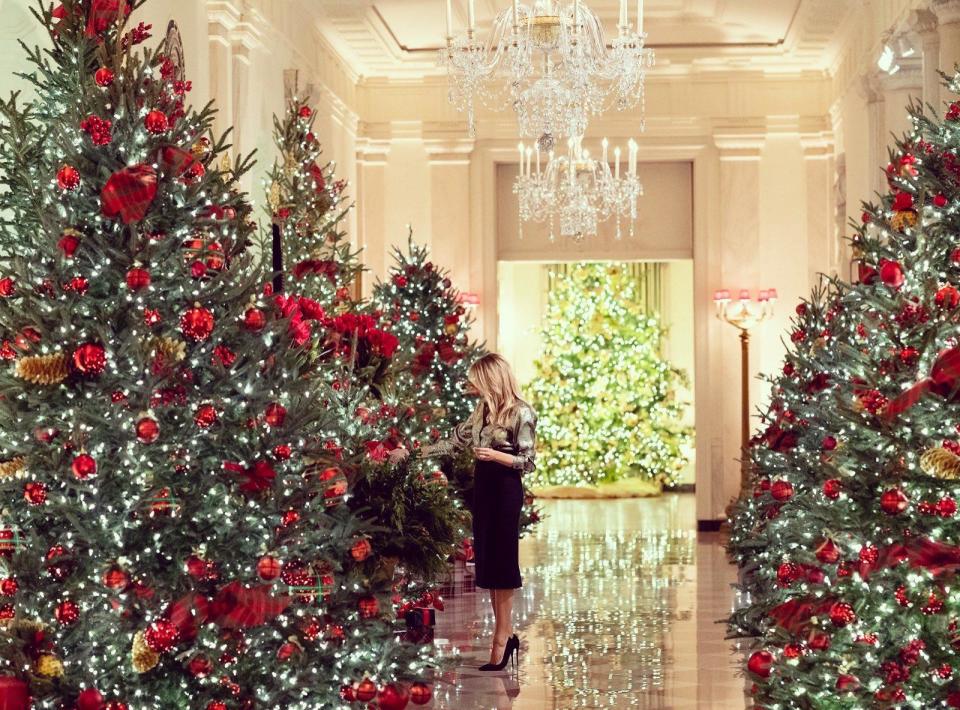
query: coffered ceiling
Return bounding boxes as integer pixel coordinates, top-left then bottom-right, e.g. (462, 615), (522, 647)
(312, 0), (860, 80)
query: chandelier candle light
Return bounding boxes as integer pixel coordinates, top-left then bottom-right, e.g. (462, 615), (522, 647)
(713, 288), (777, 498)
(514, 135), (642, 240)
(441, 0), (653, 140)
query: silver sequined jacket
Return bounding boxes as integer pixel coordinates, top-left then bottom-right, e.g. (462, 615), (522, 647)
(423, 402), (537, 473)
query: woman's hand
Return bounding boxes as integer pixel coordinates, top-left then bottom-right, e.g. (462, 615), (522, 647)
(474, 447), (513, 466)
(388, 446), (410, 465)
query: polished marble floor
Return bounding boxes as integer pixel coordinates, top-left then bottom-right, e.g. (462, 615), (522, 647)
(430, 494), (749, 709)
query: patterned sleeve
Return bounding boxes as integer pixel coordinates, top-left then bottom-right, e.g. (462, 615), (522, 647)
(421, 409), (475, 458)
(511, 405), (537, 473)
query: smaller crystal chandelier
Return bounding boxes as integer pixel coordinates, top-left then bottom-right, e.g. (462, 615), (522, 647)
(440, 0), (653, 140)
(514, 135), (643, 240)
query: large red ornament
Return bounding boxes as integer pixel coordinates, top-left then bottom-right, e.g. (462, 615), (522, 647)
(829, 601), (856, 627)
(377, 684), (410, 710)
(187, 655), (212, 678)
(822, 479), (841, 499)
(747, 650), (774, 678)
(24, 482), (47, 506)
(125, 267), (151, 291)
(355, 679), (377, 702)
(0, 676), (29, 710)
(880, 488), (909, 515)
(101, 164), (158, 224)
(71, 454), (97, 480)
(937, 285), (960, 309)
(770, 480), (794, 502)
(144, 619), (180, 653)
(409, 682), (433, 705)
(180, 306), (215, 341)
(55, 599), (79, 625)
(351, 539), (372, 562)
(264, 403), (286, 428)
(72, 342), (106, 377)
(814, 539), (840, 564)
(0, 279), (14, 297)
(94, 66), (114, 87)
(103, 567), (129, 590)
(144, 110), (168, 134)
(879, 259), (905, 288)
(358, 596), (379, 619)
(76, 688), (104, 710)
(135, 416), (160, 444)
(243, 307), (266, 331)
(257, 556), (281, 581)
(0, 579), (17, 596)
(57, 164), (80, 190)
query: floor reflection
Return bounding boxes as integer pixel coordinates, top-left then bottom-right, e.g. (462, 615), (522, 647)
(432, 494), (748, 709)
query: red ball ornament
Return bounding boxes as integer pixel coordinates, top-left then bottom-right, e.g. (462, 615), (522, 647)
(72, 342), (106, 377)
(55, 599), (79, 625)
(770, 480), (794, 502)
(243, 307), (266, 331)
(935, 193), (948, 208)
(194, 404), (218, 429)
(340, 685), (356, 701)
(298, 105), (312, 118)
(880, 488), (909, 515)
(187, 655), (212, 678)
(257, 556), (281, 581)
(144, 110), (169, 134)
(378, 683), (410, 710)
(277, 642), (298, 661)
(103, 567), (129, 590)
(0, 278), (15, 297)
(939, 497), (958, 517)
(0, 578), (17, 596)
(125, 267), (151, 291)
(358, 596), (379, 619)
(135, 416), (160, 444)
(72, 453), (98, 480)
(747, 650), (774, 678)
(822, 479), (841, 499)
(410, 682), (433, 705)
(351, 539), (372, 562)
(836, 674), (859, 692)
(782, 643), (803, 659)
(0, 676), (29, 710)
(57, 164), (81, 190)
(814, 538), (840, 564)
(58, 233), (80, 257)
(821, 436), (837, 451)
(76, 688), (104, 710)
(144, 619), (179, 653)
(355, 678), (377, 702)
(206, 704), (228, 710)
(829, 601), (856, 627)
(879, 259), (905, 288)
(180, 305), (215, 342)
(94, 67), (115, 87)
(24, 482), (47, 506)
(273, 444), (292, 460)
(264, 403), (286, 428)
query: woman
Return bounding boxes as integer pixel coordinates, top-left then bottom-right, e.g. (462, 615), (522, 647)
(391, 353), (537, 671)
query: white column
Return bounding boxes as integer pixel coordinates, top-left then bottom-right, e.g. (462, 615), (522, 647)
(909, 9), (941, 109)
(801, 134), (835, 283)
(229, 12), (263, 186)
(707, 132), (764, 522)
(355, 140), (392, 297)
(424, 135), (476, 291)
(860, 72), (886, 196)
(880, 60), (923, 139)
(206, 1), (241, 140)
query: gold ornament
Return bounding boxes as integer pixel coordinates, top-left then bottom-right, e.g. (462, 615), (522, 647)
(0, 457), (26, 479)
(190, 137), (211, 159)
(35, 654), (64, 678)
(14, 353), (68, 385)
(890, 210), (918, 232)
(150, 337), (186, 366)
(219, 152), (232, 174)
(920, 447), (960, 480)
(131, 630), (160, 673)
(268, 181), (282, 213)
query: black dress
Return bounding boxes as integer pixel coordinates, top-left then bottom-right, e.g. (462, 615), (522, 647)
(473, 458), (523, 589)
(424, 401), (537, 591)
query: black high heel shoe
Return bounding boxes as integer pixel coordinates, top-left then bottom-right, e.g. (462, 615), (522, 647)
(479, 634), (520, 672)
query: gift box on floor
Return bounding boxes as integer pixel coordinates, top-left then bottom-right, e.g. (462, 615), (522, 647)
(401, 626), (435, 645)
(405, 606), (436, 628)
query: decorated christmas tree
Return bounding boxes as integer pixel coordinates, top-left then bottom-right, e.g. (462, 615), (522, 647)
(372, 238), (542, 536)
(528, 263), (691, 488)
(729, 84), (960, 708)
(0, 2), (439, 707)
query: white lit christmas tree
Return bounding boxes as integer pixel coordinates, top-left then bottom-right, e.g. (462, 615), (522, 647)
(528, 263), (691, 488)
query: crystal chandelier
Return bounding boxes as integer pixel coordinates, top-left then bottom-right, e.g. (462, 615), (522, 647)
(440, 0), (653, 141)
(514, 135), (643, 240)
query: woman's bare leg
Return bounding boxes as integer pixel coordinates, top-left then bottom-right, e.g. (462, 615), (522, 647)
(489, 589), (515, 662)
(489, 589), (504, 663)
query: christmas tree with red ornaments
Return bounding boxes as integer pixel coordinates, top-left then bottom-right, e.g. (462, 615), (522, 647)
(371, 239), (542, 540)
(0, 1), (440, 708)
(729, 82), (960, 708)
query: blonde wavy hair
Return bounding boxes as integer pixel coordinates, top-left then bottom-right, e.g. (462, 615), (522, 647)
(467, 353), (527, 427)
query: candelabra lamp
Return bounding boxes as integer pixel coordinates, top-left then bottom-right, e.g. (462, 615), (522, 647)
(713, 288), (777, 499)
